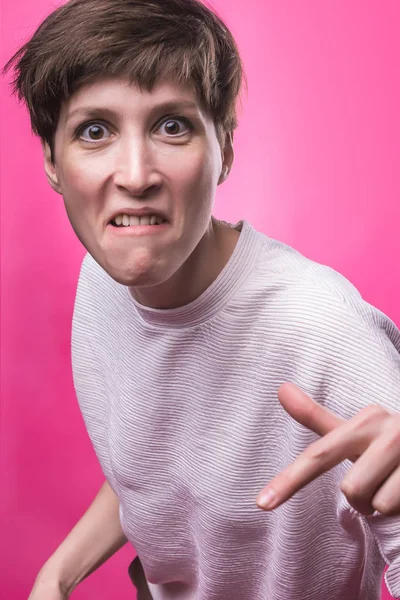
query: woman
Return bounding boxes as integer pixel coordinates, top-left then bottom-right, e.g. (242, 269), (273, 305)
(3, 0), (400, 598)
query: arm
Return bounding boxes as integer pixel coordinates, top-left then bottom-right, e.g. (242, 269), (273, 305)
(29, 480), (128, 598)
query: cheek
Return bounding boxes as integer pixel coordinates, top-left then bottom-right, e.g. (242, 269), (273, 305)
(59, 158), (104, 204)
(166, 147), (219, 198)
(57, 160), (104, 241)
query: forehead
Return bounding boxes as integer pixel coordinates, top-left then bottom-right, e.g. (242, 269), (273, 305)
(59, 75), (207, 126)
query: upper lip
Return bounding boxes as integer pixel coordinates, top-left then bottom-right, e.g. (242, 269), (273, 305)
(108, 206), (168, 223)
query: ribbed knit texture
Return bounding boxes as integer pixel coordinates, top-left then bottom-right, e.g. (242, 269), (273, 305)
(72, 220), (400, 600)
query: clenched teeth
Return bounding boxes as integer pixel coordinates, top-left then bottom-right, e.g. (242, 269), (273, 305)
(112, 214), (166, 227)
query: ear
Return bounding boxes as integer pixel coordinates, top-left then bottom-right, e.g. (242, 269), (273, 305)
(41, 140), (62, 194)
(218, 132), (234, 186)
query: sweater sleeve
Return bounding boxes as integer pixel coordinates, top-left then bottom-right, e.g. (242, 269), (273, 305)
(288, 276), (400, 598)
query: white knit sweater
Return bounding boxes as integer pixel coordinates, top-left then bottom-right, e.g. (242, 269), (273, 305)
(72, 220), (400, 599)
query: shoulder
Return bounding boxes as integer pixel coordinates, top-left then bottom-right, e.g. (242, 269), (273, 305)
(252, 232), (400, 412)
(254, 230), (398, 345)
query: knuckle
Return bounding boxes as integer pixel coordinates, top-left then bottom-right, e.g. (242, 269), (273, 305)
(340, 478), (362, 501)
(279, 468), (299, 488)
(358, 404), (387, 425)
(385, 428), (400, 449)
(307, 439), (336, 465)
(308, 445), (330, 462)
(372, 498), (394, 516)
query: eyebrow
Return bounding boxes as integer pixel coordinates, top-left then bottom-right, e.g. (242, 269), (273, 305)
(65, 100), (200, 124)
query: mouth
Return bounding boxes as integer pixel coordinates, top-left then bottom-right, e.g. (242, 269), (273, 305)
(107, 211), (170, 237)
(110, 214), (167, 228)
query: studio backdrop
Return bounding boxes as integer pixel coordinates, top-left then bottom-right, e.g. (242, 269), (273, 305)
(1, 1), (399, 598)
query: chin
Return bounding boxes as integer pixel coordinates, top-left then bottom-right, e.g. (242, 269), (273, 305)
(106, 270), (152, 287)
(105, 262), (170, 288)
(95, 245), (178, 288)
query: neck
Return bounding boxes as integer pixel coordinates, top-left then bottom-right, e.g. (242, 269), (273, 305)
(130, 217), (240, 309)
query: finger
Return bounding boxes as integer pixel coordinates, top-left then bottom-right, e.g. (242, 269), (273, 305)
(257, 423), (358, 509)
(340, 428), (400, 515)
(278, 382), (345, 437)
(372, 465), (400, 516)
(257, 406), (385, 510)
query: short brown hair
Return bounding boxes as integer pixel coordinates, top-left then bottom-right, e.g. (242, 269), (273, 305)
(2, 0), (246, 163)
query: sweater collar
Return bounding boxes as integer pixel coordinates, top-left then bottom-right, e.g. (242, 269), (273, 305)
(126, 220), (262, 328)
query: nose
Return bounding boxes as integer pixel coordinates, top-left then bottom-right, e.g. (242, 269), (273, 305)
(112, 135), (163, 197)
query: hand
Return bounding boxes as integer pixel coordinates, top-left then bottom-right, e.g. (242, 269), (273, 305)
(256, 382), (400, 516)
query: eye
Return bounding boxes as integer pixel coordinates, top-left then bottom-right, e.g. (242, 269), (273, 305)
(157, 117), (192, 137)
(77, 122), (112, 143)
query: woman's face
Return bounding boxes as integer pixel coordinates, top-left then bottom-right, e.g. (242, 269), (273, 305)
(43, 76), (232, 287)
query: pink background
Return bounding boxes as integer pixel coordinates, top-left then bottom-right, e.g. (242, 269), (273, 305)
(1, 0), (399, 598)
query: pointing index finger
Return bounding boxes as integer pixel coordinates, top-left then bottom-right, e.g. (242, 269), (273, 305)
(278, 383), (346, 437)
(257, 419), (357, 510)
